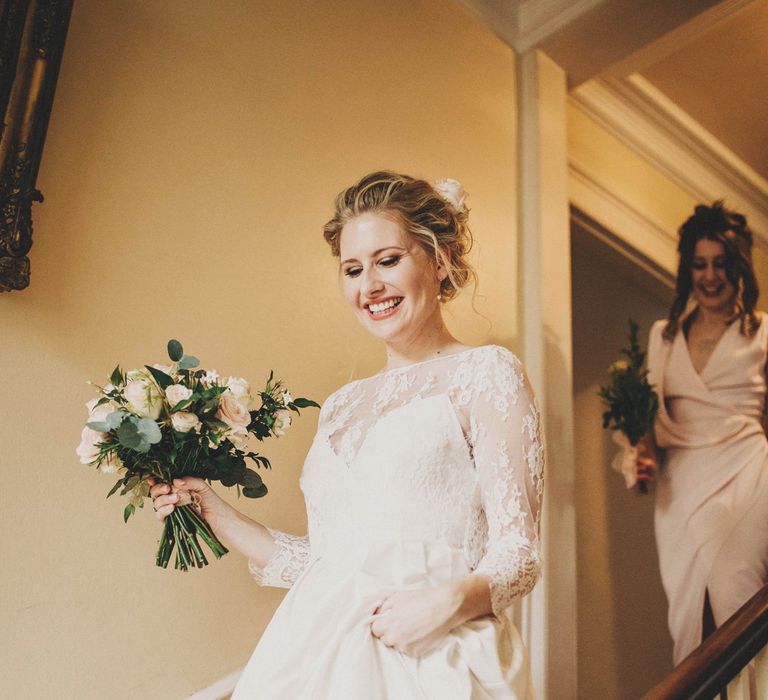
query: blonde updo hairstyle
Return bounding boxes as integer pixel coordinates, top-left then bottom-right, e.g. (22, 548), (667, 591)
(323, 170), (475, 302)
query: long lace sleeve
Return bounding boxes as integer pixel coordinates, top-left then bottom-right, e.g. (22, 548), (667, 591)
(248, 527), (311, 589)
(470, 348), (544, 618)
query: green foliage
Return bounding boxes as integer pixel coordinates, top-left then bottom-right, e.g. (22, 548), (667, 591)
(82, 338), (321, 569)
(167, 339), (183, 362)
(598, 319), (659, 446)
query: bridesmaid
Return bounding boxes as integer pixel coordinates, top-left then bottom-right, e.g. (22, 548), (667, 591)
(637, 202), (768, 665)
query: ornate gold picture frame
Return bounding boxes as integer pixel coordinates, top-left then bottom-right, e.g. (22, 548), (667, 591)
(0, 0), (73, 292)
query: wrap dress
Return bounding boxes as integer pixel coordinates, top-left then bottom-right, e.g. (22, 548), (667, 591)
(648, 315), (768, 664)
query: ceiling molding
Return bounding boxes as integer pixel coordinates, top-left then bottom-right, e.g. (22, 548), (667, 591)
(570, 74), (768, 244)
(456, 0), (606, 52)
(568, 154), (678, 275)
(515, 0), (604, 52)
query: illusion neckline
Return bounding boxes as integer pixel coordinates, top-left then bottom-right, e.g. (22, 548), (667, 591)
(360, 344), (500, 382)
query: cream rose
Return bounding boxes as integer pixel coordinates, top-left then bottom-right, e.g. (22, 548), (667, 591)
(171, 411), (201, 433)
(76, 425), (104, 464)
(273, 409), (292, 436)
(216, 392), (251, 431)
(226, 377), (252, 407)
(165, 384), (193, 407)
(433, 178), (468, 214)
(124, 375), (163, 419)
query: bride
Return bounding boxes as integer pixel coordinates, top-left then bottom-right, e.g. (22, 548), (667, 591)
(151, 171), (544, 699)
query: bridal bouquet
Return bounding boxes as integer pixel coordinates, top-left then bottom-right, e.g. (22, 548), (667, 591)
(599, 320), (659, 493)
(77, 339), (318, 570)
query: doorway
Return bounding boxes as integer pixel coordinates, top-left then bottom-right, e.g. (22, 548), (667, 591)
(571, 211), (674, 699)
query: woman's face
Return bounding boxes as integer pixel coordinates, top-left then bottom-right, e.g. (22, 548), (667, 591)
(338, 212), (446, 345)
(690, 238), (737, 314)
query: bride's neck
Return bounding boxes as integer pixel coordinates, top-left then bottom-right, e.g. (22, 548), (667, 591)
(383, 320), (464, 370)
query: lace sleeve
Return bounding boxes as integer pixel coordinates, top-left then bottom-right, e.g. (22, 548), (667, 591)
(248, 527), (312, 589)
(470, 348), (544, 618)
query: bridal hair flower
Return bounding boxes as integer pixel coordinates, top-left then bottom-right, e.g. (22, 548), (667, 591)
(433, 178), (468, 215)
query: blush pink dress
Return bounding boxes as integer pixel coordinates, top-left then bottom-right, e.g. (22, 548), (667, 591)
(648, 315), (768, 664)
(231, 346), (543, 699)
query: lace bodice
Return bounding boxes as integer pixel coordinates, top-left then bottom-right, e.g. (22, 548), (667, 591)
(249, 345), (544, 618)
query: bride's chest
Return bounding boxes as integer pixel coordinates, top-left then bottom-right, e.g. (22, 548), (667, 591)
(299, 394), (478, 509)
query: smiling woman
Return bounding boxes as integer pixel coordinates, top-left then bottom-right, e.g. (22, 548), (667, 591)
(636, 202), (768, 669)
(150, 170), (544, 699)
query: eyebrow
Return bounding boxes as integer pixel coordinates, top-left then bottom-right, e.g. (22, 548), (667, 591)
(341, 246), (407, 265)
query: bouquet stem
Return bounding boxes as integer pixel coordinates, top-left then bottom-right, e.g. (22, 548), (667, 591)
(156, 504), (228, 570)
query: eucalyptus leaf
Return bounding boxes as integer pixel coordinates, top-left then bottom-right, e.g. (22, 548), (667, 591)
(86, 421), (110, 432)
(106, 411), (128, 430)
(117, 419), (150, 453)
(168, 339), (184, 362)
(243, 483), (268, 498)
(178, 355), (200, 370)
(137, 418), (162, 444)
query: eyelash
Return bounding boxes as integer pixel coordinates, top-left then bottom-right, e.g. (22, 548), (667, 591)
(343, 255), (401, 278)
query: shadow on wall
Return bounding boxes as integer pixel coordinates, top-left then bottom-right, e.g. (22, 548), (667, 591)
(571, 221), (674, 699)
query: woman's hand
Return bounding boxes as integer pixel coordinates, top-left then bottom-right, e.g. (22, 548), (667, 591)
(149, 477), (226, 531)
(370, 584), (464, 657)
(635, 434), (659, 488)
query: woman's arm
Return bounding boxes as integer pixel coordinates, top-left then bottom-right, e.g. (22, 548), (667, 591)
(150, 478), (310, 586)
(370, 349), (544, 655)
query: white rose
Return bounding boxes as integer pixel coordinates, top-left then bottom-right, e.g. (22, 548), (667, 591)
(165, 384), (193, 407)
(227, 427), (249, 449)
(124, 375), (163, 419)
(86, 398), (114, 423)
(226, 377), (252, 407)
(282, 389), (294, 405)
(76, 425), (105, 464)
(433, 178), (468, 214)
(171, 411), (201, 433)
(273, 409), (292, 436)
(216, 392), (251, 431)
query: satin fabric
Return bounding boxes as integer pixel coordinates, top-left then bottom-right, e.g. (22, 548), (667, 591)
(648, 315), (768, 664)
(233, 537), (532, 699)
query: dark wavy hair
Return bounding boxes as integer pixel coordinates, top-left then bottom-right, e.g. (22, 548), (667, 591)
(663, 201), (760, 340)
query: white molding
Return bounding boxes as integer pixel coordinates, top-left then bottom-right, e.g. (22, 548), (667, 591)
(515, 0), (604, 52)
(518, 49), (577, 700)
(456, 0), (607, 53)
(568, 154), (678, 275)
(570, 75), (768, 244)
(186, 669), (241, 700)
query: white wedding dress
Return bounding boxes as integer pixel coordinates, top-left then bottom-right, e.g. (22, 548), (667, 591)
(232, 345), (544, 699)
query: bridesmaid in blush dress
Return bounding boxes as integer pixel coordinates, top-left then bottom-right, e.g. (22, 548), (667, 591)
(151, 172), (543, 699)
(638, 202), (768, 666)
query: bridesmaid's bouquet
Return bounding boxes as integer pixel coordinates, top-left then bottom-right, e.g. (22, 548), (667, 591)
(76, 339), (318, 570)
(599, 320), (659, 492)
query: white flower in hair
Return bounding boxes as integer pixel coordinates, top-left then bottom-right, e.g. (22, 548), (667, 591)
(433, 178), (468, 214)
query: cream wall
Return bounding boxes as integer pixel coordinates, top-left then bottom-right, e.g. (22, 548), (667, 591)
(0, 2), (518, 698)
